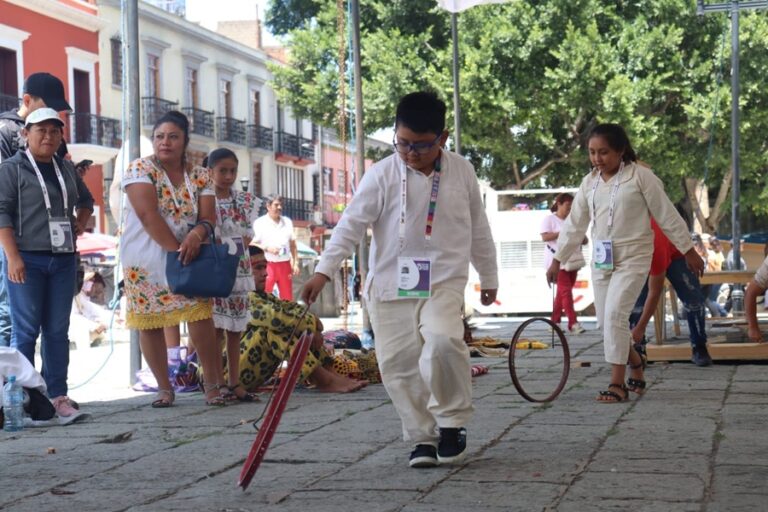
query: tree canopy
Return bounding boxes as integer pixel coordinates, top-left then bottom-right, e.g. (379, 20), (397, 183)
(266, 0), (768, 231)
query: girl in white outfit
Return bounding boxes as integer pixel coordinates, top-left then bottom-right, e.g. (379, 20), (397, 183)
(547, 124), (703, 403)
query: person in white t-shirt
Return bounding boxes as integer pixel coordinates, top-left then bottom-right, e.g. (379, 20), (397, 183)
(540, 193), (586, 334)
(252, 195), (299, 300)
(301, 92), (498, 469)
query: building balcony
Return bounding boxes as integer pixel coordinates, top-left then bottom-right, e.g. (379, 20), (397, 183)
(181, 107), (214, 138)
(68, 113), (122, 148)
(281, 198), (314, 222)
(0, 93), (19, 112)
(276, 131), (315, 161)
(247, 124), (273, 151)
(141, 96), (179, 126)
(217, 117), (246, 145)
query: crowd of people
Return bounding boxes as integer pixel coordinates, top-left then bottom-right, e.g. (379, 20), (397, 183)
(3, 73), (768, 470)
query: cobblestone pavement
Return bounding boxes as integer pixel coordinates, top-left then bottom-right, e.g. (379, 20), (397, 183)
(1, 316), (767, 511)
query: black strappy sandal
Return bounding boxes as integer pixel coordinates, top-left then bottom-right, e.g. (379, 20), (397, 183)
(596, 383), (629, 403)
(627, 361), (647, 395)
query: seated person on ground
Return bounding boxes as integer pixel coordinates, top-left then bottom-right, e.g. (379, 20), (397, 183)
(224, 246), (367, 393)
(69, 271), (117, 349)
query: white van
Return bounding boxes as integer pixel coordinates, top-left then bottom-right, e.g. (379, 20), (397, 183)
(466, 184), (595, 315)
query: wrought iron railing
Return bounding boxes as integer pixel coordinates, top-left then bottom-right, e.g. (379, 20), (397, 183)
(276, 131), (299, 156)
(141, 96), (179, 126)
(217, 117), (246, 145)
(299, 137), (315, 160)
(181, 107), (214, 138)
(280, 198), (314, 222)
(247, 124), (274, 151)
(67, 113), (122, 148)
(0, 93), (19, 112)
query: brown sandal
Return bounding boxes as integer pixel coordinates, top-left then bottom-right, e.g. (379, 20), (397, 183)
(229, 384), (259, 402)
(151, 389), (175, 408)
(204, 385), (226, 407)
(596, 383), (628, 403)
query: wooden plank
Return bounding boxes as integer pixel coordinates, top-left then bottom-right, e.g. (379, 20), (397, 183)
(699, 271), (753, 285)
(647, 341), (768, 362)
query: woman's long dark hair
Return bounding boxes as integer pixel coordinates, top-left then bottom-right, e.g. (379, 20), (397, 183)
(588, 123), (637, 163)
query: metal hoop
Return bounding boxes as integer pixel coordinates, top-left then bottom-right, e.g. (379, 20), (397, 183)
(508, 317), (570, 403)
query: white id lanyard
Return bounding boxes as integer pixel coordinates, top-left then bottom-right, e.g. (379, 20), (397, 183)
(25, 150), (75, 253)
(397, 154), (442, 253)
(25, 149), (68, 218)
(590, 160), (624, 234)
(154, 159), (197, 218)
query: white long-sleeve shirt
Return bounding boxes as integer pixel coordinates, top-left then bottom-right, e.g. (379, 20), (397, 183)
(555, 162), (693, 264)
(316, 150), (498, 302)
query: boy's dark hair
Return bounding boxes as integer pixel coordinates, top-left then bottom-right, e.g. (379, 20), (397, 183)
(203, 147), (238, 168)
(395, 91), (446, 135)
(248, 245), (265, 257)
(588, 123), (637, 163)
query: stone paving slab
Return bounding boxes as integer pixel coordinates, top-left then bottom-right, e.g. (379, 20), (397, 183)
(2, 318), (768, 511)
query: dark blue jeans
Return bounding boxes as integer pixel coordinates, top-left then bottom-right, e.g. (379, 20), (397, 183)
(0, 251), (11, 347)
(7, 251), (76, 398)
(630, 257), (707, 348)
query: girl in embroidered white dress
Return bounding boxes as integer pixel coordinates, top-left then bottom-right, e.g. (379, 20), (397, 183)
(206, 148), (261, 402)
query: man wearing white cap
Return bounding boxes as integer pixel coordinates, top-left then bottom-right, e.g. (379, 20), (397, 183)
(0, 73), (72, 349)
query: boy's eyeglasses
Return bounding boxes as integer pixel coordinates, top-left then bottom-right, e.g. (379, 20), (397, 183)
(392, 134), (441, 155)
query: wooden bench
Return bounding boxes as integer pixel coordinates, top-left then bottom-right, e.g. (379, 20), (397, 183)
(652, 270), (754, 344)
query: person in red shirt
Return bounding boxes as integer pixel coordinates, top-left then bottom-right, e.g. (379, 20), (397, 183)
(629, 219), (711, 369)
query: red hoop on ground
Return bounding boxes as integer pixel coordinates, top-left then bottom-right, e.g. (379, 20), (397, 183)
(238, 331), (313, 490)
(508, 317), (570, 403)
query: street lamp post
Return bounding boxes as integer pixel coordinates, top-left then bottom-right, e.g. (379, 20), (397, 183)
(696, 0), (767, 274)
(240, 176), (250, 193)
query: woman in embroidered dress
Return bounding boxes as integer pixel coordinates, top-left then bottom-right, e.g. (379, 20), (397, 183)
(205, 148), (260, 402)
(120, 111), (226, 407)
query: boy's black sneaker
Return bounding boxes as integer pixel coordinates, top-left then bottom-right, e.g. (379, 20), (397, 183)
(691, 345), (713, 367)
(409, 444), (438, 468)
(437, 427), (467, 464)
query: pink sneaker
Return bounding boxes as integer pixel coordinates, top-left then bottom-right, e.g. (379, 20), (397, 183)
(52, 396), (79, 418)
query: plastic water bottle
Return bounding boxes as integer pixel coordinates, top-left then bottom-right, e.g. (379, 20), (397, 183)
(360, 329), (375, 350)
(3, 376), (24, 432)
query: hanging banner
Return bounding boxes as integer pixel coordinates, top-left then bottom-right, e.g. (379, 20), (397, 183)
(436, 0), (509, 13)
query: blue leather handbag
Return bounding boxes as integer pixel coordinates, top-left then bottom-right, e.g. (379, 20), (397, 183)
(165, 222), (240, 298)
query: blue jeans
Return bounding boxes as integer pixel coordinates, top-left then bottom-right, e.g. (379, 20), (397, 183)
(0, 251), (11, 346)
(7, 251), (76, 398)
(630, 257), (707, 348)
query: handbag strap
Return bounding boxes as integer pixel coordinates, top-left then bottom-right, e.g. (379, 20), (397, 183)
(196, 220), (216, 244)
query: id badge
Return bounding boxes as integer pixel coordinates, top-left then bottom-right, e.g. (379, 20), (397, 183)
(223, 236), (246, 257)
(593, 239), (614, 270)
(49, 217), (74, 253)
(397, 257), (432, 298)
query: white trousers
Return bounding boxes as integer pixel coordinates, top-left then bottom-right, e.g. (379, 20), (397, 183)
(592, 244), (652, 365)
(367, 288), (472, 445)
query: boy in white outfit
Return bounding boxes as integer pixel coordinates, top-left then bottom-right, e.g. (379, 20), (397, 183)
(301, 92), (498, 468)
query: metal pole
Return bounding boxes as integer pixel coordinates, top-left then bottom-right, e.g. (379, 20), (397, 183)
(730, 5), (741, 272)
(451, 12), (461, 154)
(126, 0), (142, 383)
(350, 0), (370, 332)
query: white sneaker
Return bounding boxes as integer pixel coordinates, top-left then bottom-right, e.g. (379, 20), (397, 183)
(569, 323), (586, 334)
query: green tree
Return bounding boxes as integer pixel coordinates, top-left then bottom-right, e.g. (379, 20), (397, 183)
(267, 0), (768, 232)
